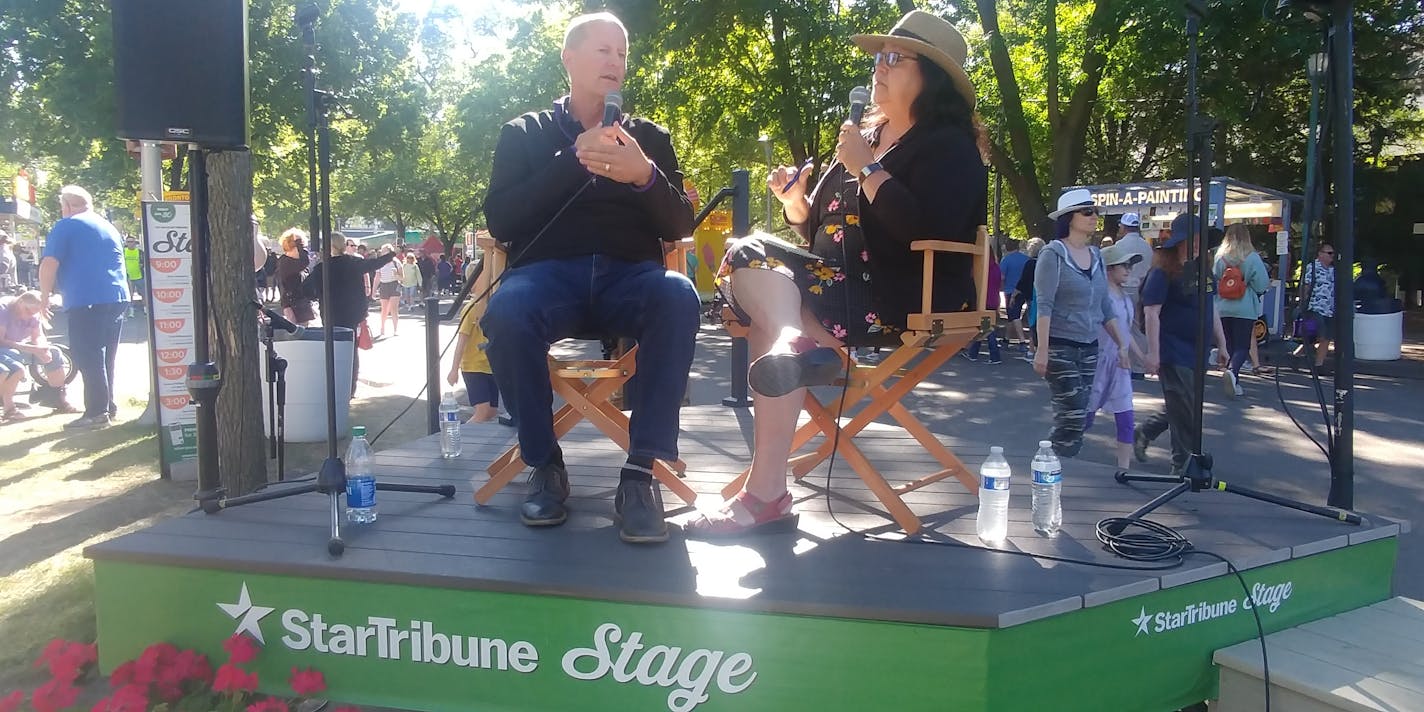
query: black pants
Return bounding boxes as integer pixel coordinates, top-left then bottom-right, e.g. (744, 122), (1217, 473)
(1043, 340), (1098, 457)
(1140, 364), (1197, 473)
(1222, 316), (1254, 377)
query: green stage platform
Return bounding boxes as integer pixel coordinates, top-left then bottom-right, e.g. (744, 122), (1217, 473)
(86, 405), (1402, 711)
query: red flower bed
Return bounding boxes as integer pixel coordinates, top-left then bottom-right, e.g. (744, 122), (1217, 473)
(1, 635), (357, 712)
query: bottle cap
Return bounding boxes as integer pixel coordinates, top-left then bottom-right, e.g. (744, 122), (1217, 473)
(352, 425), (366, 437)
(989, 445), (1003, 454)
(1039, 440), (1051, 448)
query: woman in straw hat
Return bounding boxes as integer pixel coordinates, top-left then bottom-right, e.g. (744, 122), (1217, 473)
(687, 10), (988, 537)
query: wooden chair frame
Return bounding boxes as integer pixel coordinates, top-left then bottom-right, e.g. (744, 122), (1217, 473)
(473, 236), (699, 507)
(721, 228), (994, 534)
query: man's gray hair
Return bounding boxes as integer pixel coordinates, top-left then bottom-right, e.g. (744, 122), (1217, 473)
(60, 185), (93, 210)
(563, 12), (626, 51)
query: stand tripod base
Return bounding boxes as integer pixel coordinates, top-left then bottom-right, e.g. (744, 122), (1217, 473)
(199, 457), (456, 558)
(1112, 452), (1362, 533)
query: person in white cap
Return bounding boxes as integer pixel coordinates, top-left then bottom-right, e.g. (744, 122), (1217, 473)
(1084, 243), (1146, 474)
(1115, 211), (1153, 373)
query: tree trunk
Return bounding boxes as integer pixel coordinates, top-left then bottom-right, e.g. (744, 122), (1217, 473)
(976, 0), (1052, 237)
(168, 151), (188, 192)
(768, 12), (808, 163)
(1046, 0), (1060, 134)
(1049, 0), (1120, 193)
(206, 150), (266, 496)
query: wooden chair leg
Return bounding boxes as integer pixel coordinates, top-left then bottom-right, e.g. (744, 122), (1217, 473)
(885, 400), (977, 493)
(652, 459), (698, 505)
(476, 455), (527, 505)
(835, 436), (922, 535)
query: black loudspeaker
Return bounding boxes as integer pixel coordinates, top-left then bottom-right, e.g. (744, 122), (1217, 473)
(111, 0), (250, 149)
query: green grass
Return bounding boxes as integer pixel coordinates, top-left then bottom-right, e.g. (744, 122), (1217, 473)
(0, 384), (438, 689)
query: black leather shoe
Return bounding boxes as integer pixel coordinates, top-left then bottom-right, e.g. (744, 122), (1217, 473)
(747, 346), (842, 398)
(521, 462), (570, 527)
(614, 479), (669, 544)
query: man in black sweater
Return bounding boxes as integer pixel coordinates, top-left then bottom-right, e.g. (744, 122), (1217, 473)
(480, 12), (698, 544)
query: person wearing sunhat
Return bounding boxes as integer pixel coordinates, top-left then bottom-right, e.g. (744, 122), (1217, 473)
(1033, 188), (1130, 459)
(690, 9), (988, 537)
(1083, 243), (1147, 474)
(1134, 213), (1229, 474)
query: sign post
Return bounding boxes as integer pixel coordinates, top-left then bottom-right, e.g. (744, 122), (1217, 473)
(141, 201), (199, 479)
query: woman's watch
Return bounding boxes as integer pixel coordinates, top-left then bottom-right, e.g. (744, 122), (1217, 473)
(859, 162), (884, 180)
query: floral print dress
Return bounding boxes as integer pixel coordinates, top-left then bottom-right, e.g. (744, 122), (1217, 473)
(716, 163), (899, 346)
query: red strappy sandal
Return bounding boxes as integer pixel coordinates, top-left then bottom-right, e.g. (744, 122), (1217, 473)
(683, 491), (799, 540)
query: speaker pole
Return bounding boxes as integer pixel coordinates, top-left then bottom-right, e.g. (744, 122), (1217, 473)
(187, 147), (225, 502)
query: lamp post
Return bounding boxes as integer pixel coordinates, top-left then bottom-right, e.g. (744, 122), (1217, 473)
(1299, 48), (1328, 284)
(759, 135), (773, 230)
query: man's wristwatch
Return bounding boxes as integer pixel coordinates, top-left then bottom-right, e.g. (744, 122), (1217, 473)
(859, 162), (884, 180)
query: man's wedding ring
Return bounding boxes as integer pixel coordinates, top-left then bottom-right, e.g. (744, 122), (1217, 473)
(604, 162), (611, 171)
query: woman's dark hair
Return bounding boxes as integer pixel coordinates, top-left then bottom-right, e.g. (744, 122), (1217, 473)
(909, 59), (986, 157)
(1055, 213), (1073, 241)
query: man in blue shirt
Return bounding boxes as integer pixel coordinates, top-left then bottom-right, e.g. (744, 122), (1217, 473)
(998, 238), (1029, 347)
(39, 186), (130, 429)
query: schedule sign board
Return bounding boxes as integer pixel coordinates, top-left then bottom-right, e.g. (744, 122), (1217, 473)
(141, 201), (198, 478)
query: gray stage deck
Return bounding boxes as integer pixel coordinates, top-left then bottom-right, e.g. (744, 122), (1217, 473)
(86, 404), (1400, 629)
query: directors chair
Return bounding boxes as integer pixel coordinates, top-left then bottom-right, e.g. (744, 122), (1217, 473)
(720, 228), (994, 534)
(473, 236), (699, 507)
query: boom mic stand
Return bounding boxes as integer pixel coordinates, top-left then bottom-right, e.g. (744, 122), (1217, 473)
(1110, 0), (1359, 531)
(199, 4), (453, 557)
(256, 301), (292, 482)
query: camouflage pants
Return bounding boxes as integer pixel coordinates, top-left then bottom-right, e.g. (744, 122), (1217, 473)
(1043, 340), (1098, 458)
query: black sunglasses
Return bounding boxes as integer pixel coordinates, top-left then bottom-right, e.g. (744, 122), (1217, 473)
(1321, 250), (1335, 255)
(1075, 207), (1098, 216)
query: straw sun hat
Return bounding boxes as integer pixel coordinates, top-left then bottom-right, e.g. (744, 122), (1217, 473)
(852, 10), (977, 109)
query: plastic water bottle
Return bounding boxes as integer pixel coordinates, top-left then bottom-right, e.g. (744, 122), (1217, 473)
(976, 446), (1012, 544)
(1031, 440), (1063, 536)
(439, 392), (461, 458)
(345, 426), (376, 524)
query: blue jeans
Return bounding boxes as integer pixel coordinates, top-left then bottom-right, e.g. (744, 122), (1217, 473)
(481, 256), (700, 468)
(968, 333), (1001, 361)
(67, 302), (126, 417)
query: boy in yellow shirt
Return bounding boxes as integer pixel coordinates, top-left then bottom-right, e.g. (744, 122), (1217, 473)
(445, 262), (499, 423)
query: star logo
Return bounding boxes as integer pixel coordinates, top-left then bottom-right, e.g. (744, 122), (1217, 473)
(1132, 606), (1152, 637)
(217, 583), (275, 644)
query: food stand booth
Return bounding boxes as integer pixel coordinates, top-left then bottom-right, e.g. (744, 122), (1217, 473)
(1066, 177), (1300, 337)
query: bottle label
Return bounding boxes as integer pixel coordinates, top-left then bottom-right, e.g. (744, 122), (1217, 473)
(981, 475), (1008, 490)
(346, 477), (375, 508)
(1032, 468), (1062, 485)
(442, 410), (459, 423)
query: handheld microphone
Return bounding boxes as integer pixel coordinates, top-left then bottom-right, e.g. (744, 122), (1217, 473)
(253, 299), (302, 335)
(847, 86), (870, 126)
(602, 91), (624, 127)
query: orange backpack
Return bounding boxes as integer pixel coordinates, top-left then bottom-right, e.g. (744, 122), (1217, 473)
(1218, 262), (1246, 300)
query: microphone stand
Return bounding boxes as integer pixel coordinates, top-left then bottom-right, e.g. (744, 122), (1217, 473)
(256, 301), (293, 482)
(198, 5), (453, 558)
(1109, 0), (1359, 532)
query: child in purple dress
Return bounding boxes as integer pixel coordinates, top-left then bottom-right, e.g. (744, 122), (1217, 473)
(1085, 244), (1145, 474)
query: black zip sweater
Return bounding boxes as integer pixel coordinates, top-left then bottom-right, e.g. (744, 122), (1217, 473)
(482, 99), (693, 267)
